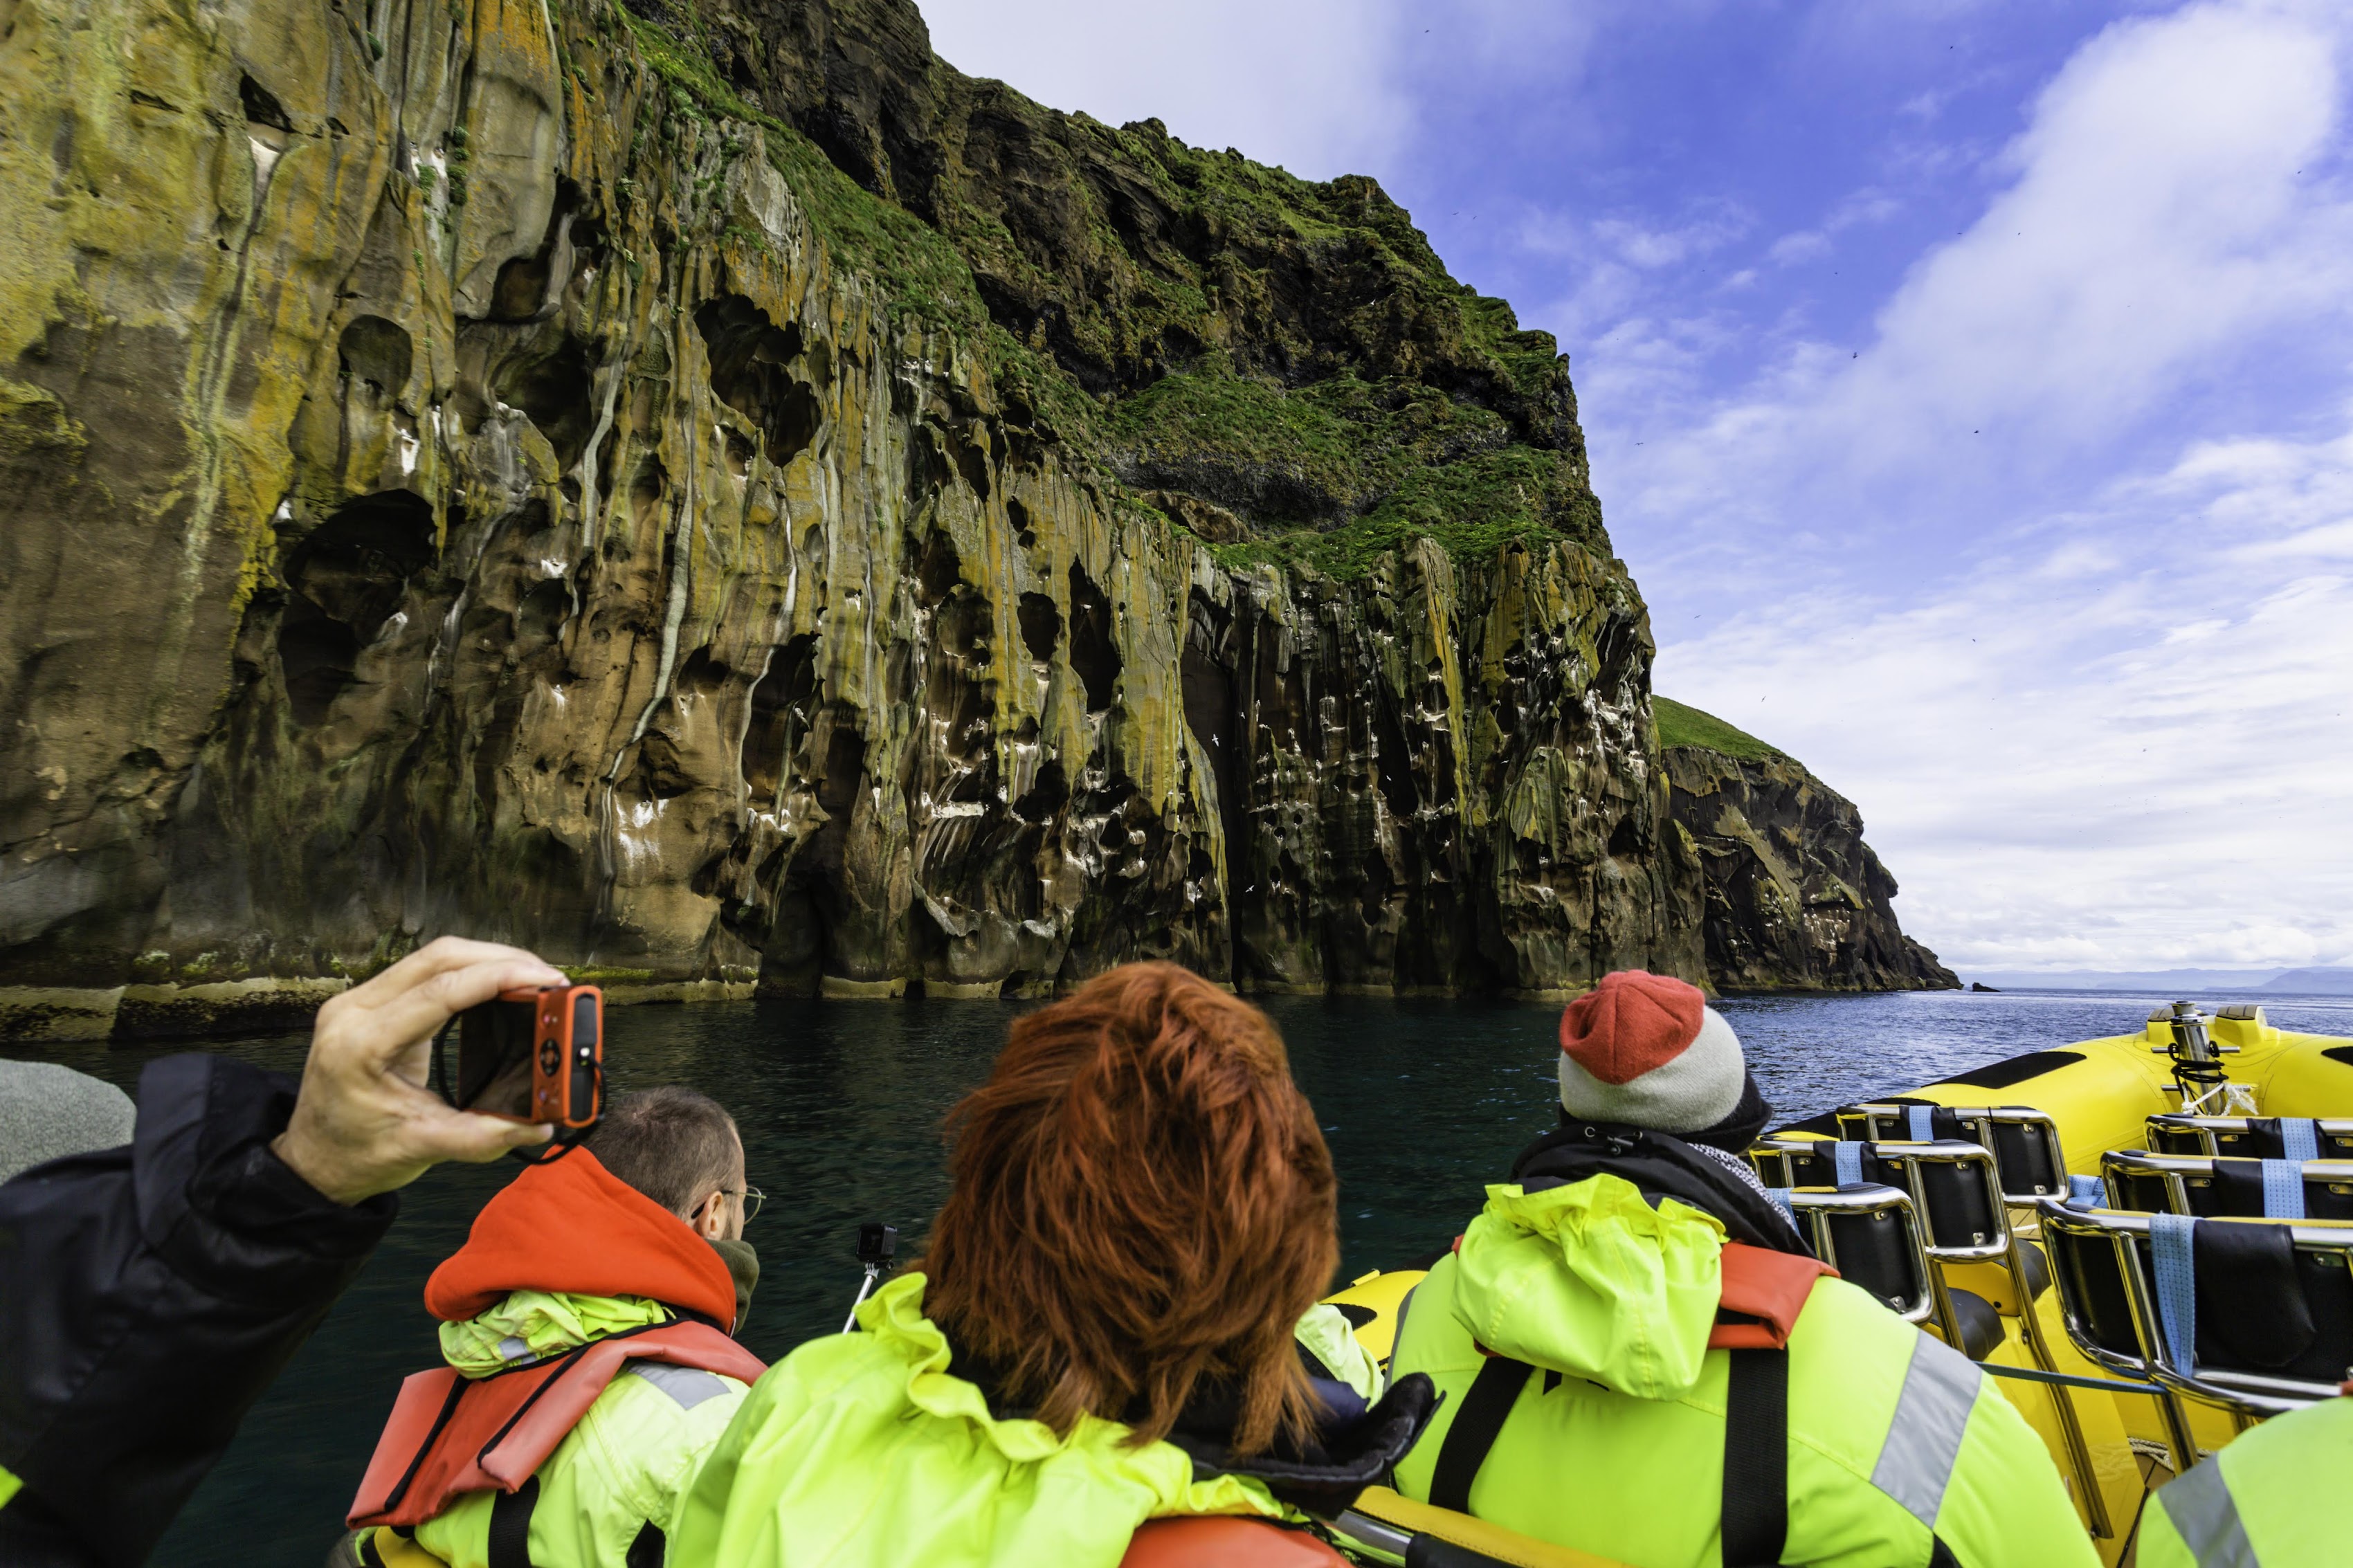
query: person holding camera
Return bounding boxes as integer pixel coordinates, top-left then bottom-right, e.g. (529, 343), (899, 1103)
(337, 1088), (766, 1568)
(0, 938), (570, 1568)
(664, 962), (1428, 1568)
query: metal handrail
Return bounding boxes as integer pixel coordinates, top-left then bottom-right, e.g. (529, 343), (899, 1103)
(1868, 1140), (2014, 1264)
(2145, 1113), (2353, 1159)
(1780, 1184), (1935, 1325)
(2099, 1149), (2353, 1216)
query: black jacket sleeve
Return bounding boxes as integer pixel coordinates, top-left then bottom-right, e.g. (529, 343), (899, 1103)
(0, 1053), (395, 1567)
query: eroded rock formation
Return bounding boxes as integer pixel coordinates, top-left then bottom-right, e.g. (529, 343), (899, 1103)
(1657, 701), (1956, 994)
(0, 0), (1704, 1037)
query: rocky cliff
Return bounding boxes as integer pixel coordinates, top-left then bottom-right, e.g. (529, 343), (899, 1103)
(1656, 699), (1956, 994)
(0, 0), (1706, 1036)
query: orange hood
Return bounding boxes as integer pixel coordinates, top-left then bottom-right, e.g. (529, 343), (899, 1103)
(424, 1148), (736, 1327)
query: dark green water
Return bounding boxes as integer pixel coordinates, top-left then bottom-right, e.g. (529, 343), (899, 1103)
(12, 987), (2352, 1565)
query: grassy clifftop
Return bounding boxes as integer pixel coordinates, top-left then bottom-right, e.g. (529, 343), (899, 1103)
(619, 0), (1608, 578)
(1654, 696), (1782, 762)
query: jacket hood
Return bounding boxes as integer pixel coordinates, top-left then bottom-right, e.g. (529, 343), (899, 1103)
(851, 1272), (1281, 1488)
(439, 1288), (671, 1376)
(424, 1147), (736, 1326)
(1448, 1174), (1727, 1400)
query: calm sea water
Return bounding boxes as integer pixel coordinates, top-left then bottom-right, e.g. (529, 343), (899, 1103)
(10, 986), (2352, 1565)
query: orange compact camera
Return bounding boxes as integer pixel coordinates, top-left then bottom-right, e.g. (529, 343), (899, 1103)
(441, 983), (603, 1129)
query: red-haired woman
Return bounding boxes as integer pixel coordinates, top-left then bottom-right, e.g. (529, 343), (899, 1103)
(669, 962), (1429, 1568)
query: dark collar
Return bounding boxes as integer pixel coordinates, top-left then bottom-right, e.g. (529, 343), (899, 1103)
(1511, 1120), (1813, 1255)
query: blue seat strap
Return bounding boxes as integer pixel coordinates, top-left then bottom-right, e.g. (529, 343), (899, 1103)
(2280, 1118), (2319, 1163)
(1907, 1106), (1935, 1142)
(2068, 1174), (2105, 1210)
(1834, 1141), (1864, 1187)
(2148, 1212), (2198, 1373)
(2262, 1159), (2307, 1219)
(1765, 1185), (1797, 1223)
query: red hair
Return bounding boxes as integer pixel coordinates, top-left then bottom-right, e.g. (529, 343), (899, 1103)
(923, 963), (1338, 1454)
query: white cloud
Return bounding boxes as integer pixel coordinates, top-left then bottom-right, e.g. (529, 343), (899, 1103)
(1628, 1), (2353, 970)
(1655, 465), (2353, 970)
(1595, 207), (1752, 268)
(1767, 231), (1832, 266)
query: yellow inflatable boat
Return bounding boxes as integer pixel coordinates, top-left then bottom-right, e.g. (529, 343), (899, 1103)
(1322, 1002), (2353, 1568)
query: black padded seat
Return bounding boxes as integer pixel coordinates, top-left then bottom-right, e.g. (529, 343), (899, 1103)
(1945, 1288), (2004, 1362)
(2013, 1237), (2051, 1304)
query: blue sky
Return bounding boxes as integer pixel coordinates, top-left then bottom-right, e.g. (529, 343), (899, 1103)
(920, 0), (2353, 977)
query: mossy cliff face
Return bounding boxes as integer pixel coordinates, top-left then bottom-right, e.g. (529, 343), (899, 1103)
(1656, 702), (1956, 994)
(0, 0), (1702, 1036)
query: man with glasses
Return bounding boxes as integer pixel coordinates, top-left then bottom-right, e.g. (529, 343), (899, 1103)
(335, 1086), (765, 1568)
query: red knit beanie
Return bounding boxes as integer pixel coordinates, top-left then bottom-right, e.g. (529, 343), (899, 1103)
(1558, 971), (1747, 1134)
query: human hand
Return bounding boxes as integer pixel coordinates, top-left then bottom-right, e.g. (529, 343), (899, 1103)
(271, 938), (567, 1204)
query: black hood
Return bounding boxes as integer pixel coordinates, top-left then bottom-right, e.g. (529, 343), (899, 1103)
(1163, 1371), (1437, 1519)
(1513, 1114), (1813, 1256)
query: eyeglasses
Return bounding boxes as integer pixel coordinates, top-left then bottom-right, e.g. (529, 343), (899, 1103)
(692, 1186), (765, 1223)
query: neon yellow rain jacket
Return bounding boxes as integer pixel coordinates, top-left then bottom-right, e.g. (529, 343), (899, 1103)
(2138, 1394), (2353, 1567)
(667, 1272), (1293, 1568)
(1388, 1176), (2096, 1567)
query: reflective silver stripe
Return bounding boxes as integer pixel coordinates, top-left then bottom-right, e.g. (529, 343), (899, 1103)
(629, 1361), (730, 1410)
(2159, 1458), (2261, 1568)
(1869, 1335), (1981, 1529)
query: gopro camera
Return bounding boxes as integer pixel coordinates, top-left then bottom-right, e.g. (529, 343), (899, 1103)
(856, 1223), (899, 1266)
(437, 983), (603, 1129)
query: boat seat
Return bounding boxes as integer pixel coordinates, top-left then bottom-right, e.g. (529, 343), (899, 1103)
(2014, 1236), (2051, 1302)
(2038, 1199), (2353, 1417)
(2145, 1113), (2353, 1161)
(1755, 1140), (2008, 1252)
(2100, 1149), (2353, 1221)
(1858, 1140), (2011, 1260)
(1944, 1287), (2005, 1362)
(1777, 1183), (1936, 1324)
(1835, 1102), (2069, 1202)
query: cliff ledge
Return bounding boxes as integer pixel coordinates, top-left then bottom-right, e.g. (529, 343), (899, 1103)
(1657, 700), (1956, 994)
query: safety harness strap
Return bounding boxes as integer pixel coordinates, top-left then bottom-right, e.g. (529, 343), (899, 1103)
(1720, 1349), (1788, 1568)
(487, 1475), (537, 1568)
(1426, 1355), (1532, 1513)
(2149, 1212), (2199, 1372)
(2260, 1159), (2306, 1220)
(1833, 1142), (1864, 1187)
(1428, 1344), (1802, 1564)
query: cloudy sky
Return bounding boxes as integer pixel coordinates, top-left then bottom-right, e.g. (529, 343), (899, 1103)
(920, 0), (2353, 978)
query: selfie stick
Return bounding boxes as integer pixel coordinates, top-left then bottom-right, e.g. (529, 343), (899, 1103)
(844, 1223), (899, 1332)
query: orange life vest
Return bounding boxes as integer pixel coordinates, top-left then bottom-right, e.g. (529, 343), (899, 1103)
(346, 1320), (765, 1529)
(1708, 1241), (1837, 1349)
(1118, 1517), (1350, 1566)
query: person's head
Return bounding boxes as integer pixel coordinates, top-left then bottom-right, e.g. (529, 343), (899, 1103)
(589, 1086), (748, 1241)
(922, 962), (1337, 1456)
(1556, 969), (1769, 1149)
